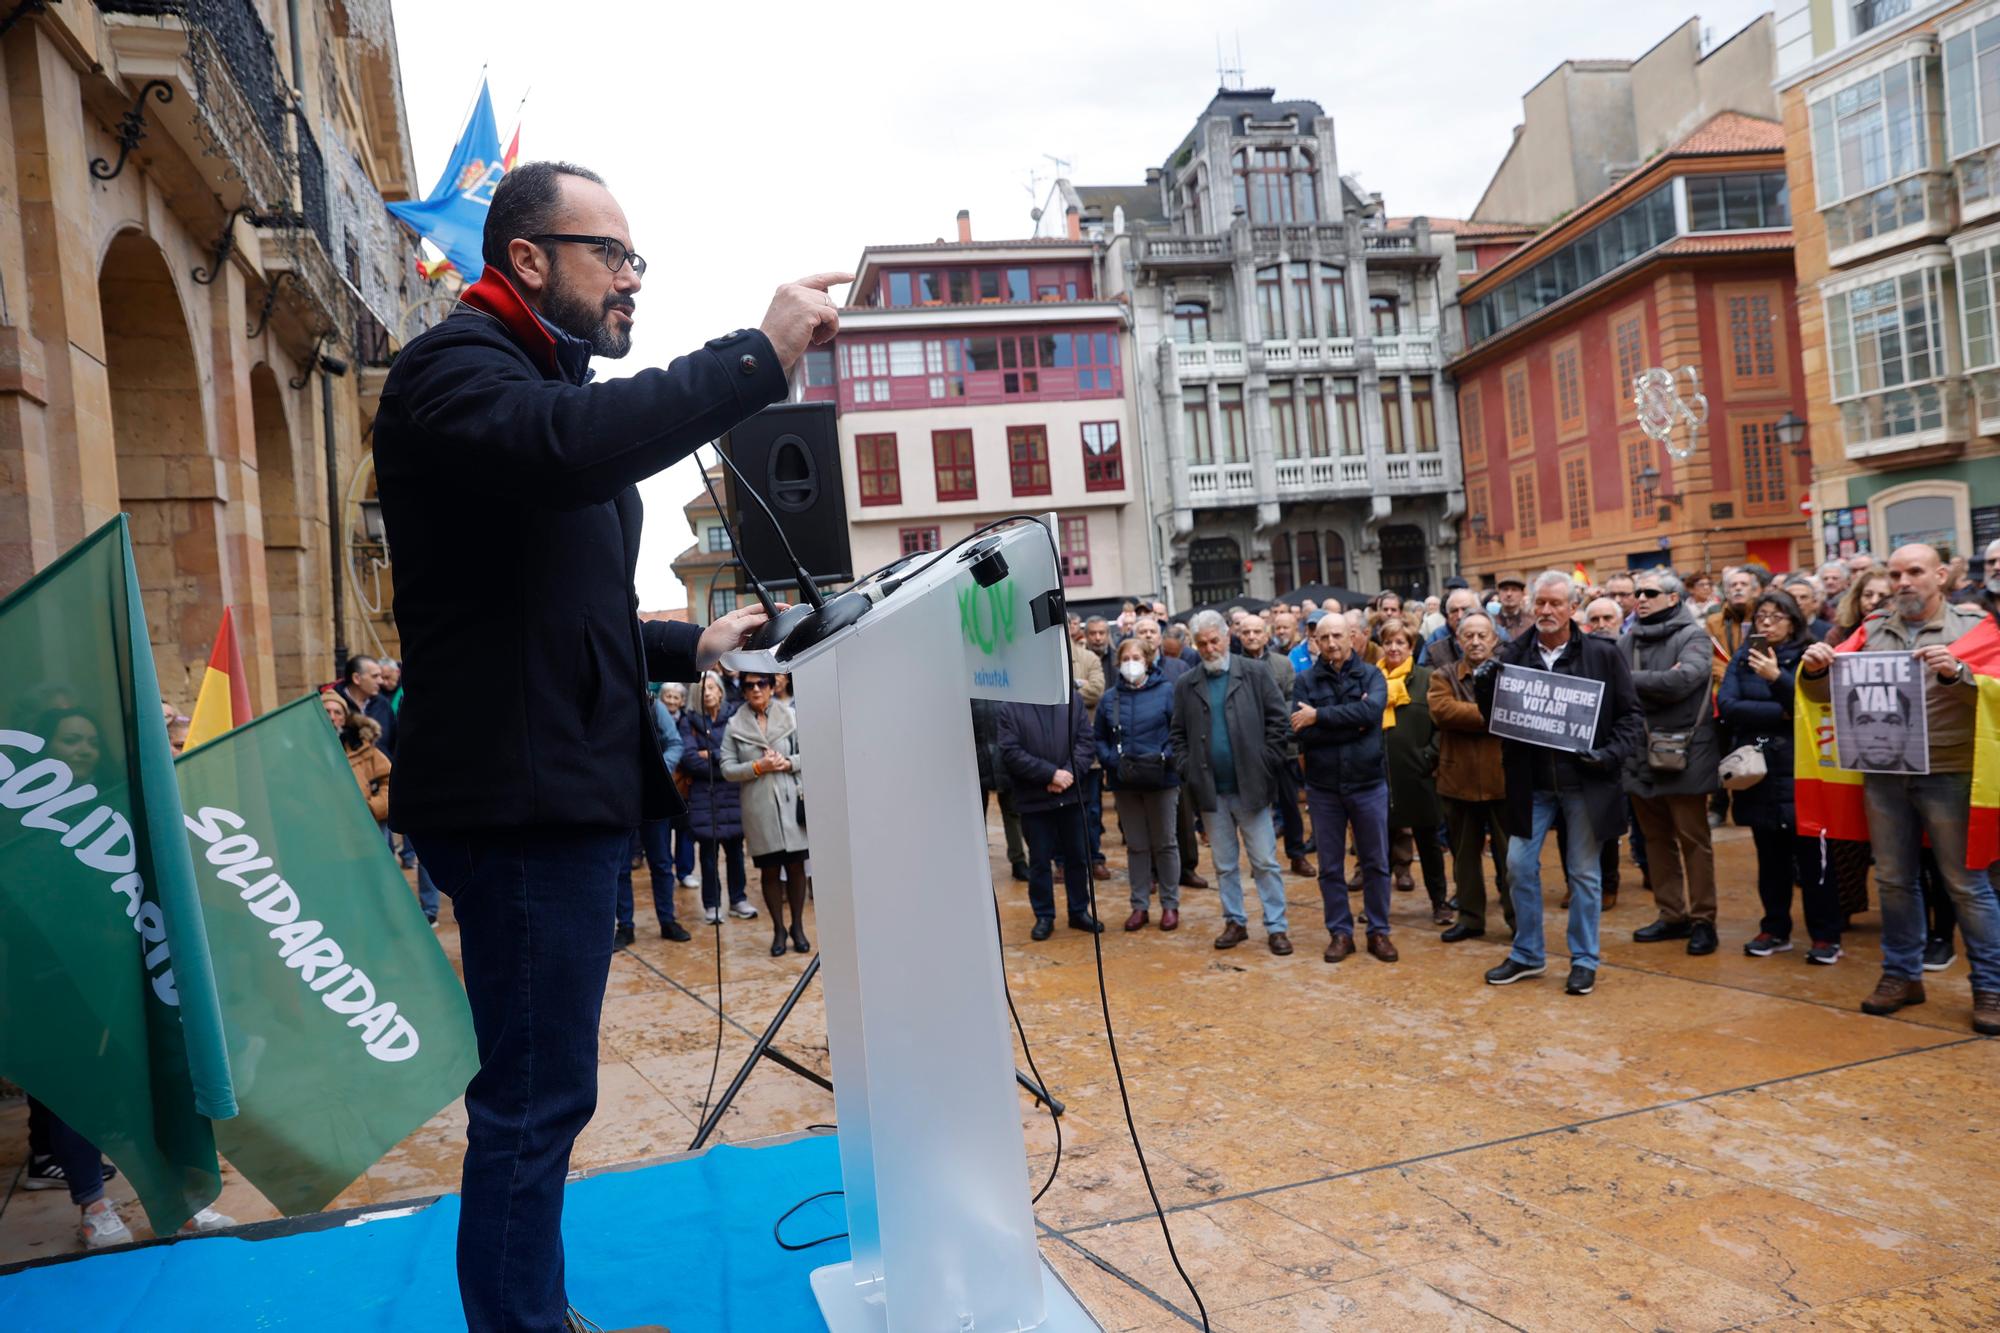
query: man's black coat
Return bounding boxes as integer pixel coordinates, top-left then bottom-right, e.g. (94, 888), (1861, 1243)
(1474, 622), (1645, 845)
(372, 267), (788, 832)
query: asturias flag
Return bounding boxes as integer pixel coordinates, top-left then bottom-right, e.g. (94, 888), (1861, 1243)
(388, 79), (505, 280)
(177, 695), (479, 1214)
(183, 607), (253, 751)
(0, 516), (237, 1234)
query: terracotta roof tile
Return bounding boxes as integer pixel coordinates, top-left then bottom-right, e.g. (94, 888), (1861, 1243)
(1672, 110), (1786, 156)
(1659, 230), (1795, 256)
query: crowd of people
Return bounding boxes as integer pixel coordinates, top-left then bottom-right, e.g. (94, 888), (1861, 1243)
(1010, 544), (2000, 1034)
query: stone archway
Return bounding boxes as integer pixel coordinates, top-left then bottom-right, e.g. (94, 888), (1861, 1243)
(99, 230), (218, 710)
(250, 362), (315, 699)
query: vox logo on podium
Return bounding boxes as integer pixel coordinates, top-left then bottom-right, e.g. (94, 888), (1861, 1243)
(959, 577), (1018, 656)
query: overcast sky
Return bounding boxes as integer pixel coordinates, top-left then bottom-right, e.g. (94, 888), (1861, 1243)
(387, 0), (1778, 612)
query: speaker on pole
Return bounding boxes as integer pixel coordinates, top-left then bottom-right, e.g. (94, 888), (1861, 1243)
(718, 402), (853, 590)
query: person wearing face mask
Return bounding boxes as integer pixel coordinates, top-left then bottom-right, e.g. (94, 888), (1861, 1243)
(1097, 638), (1183, 930)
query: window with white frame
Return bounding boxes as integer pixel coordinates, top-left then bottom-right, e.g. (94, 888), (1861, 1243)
(1808, 52), (1945, 257)
(1824, 260), (1955, 446)
(1943, 9), (2000, 214)
(1956, 228), (2000, 423)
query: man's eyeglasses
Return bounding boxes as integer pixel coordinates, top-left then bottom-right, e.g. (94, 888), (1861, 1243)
(1634, 588), (1666, 600)
(530, 233), (646, 278)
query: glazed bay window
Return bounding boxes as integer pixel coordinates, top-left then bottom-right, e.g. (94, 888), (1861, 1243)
(1808, 51), (1949, 264)
(1955, 227), (2000, 429)
(1685, 173), (1791, 230)
(1944, 8), (2000, 221)
(1824, 258), (1960, 454)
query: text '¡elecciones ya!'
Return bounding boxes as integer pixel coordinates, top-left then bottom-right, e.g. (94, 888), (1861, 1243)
(184, 805), (421, 1063)
(0, 729), (181, 1007)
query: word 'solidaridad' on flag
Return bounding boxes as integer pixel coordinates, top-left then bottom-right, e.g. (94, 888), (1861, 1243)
(0, 516), (236, 1234)
(183, 606), (253, 752)
(177, 694), (480, 1215)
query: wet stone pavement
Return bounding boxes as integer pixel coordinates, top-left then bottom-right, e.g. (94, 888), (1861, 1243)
(3, 811), (1998, 1330)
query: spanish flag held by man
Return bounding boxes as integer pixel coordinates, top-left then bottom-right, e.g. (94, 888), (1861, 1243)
(183, 607), (254, 750)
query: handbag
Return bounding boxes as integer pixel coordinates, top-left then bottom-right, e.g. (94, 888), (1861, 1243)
(1112, 692), (1170, 789)
(1718, 740), (1768, 791)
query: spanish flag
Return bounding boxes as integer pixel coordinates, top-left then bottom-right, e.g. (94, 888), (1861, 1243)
(1572, 562), (1588, 586)
(183, 607), (254, 751)
(1793, 659), (1867, 841)
(502, 123), (521, 172)
(417, 255), (455, 282)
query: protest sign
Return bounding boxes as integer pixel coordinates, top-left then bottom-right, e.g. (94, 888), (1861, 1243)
(1486, 663), (1604, 754)
(1832, 651), (1929, 774)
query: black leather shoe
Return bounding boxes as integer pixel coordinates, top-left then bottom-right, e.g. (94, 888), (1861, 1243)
(790, 925), (812, 954)
(770, 930), (788, 957)
(1440, 922), (1485, 943)
(1633, 918), (1692, 943)
(660, 921), (692, 943)
(1011, 860), (1030, 882)
(1067, 912), (1104, 934)
(1687, 921), (1718, 956)
(613, 923), (636, 948)
(1030, 918), (1055, 941)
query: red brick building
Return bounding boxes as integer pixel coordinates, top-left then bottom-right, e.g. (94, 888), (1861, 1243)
(1451, 114), (1813, 583)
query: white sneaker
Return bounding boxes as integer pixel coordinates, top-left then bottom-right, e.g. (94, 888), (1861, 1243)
(180, 1205), (236, 1234)
(729, 902), (759, 919)
(680, 874), (700, 889)
(80, 1201), (132, 1250)
(703, 906), (723, 925)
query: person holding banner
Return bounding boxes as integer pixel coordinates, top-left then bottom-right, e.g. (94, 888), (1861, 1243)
(1799, 544), (2000, 1034)
(374, 159), (843, 1333)
(1475, 571), (1645, 997)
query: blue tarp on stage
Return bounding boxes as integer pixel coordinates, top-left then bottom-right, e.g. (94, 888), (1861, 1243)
(0, 1134), (848, 1332)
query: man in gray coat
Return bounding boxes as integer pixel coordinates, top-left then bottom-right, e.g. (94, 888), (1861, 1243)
(1622, 567), (1722, 956)
(1171, 610), (1292, 954)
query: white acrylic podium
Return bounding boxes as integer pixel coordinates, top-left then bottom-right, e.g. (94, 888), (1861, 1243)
(724, 516), (1100, 1333)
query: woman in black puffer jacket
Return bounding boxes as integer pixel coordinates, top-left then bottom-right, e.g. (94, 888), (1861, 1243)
(680, 672), (753, 925)
(1718, 589), (1842, 964)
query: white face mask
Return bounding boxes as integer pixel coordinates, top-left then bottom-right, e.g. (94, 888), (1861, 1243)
(1119, 659), (1148, 684)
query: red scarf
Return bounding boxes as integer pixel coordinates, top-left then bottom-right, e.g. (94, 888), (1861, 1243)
(458, 266), (559, 377)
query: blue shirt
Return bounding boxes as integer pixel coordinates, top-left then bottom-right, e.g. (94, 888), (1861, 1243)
(1206, 669), (1237, 796)
(1289, 641), (1313, 676)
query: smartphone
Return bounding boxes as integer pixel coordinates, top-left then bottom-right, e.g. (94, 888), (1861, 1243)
(1744, 634), (1769, 655)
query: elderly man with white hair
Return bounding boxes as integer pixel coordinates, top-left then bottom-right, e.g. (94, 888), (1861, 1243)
(1474, 570), (1645, 995)
(1170, 609), (1292, 953)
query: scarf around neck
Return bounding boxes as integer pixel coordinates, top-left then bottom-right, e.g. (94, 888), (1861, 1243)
(1381, 656), (1412, 729)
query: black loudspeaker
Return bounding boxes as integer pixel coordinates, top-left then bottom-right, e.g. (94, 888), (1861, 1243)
(719, 401), (853, 589)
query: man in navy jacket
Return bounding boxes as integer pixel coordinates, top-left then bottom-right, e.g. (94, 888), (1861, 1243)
(998, 688), (1103, 940)
(374, 159), (844, 1333)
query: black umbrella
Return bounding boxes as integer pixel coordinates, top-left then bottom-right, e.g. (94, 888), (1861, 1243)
(1283, 584), (1371, 610)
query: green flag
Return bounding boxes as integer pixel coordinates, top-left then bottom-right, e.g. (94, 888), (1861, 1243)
(0, 516), (236, 1234)
(176, 693), (479, 1214)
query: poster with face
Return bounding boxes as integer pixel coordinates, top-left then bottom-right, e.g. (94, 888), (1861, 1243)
(1831, 652), (1929, 775)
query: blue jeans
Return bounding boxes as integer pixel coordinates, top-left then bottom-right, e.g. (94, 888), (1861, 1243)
(697, 835), (748, 911)
(671, 819), (696, 880)
(411, 827), (630, 1333)
(1864, 772), (2000, 990)
(1021, 803), (1092, 921)
(1307, 783), (1392, 938)
(417, 863), (440, 920)
(1210, 792), (1288, 933)
(28, 1098), (104, 1207)
(1507, 788), (1603, 972)
(615, 819), (678, 929)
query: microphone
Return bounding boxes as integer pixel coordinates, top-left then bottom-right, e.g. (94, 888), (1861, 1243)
(705, 432), (870, 659)
(709, 438), (826, 612)
(695, 462), (783, 623)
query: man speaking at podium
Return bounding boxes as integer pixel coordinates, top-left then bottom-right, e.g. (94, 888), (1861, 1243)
(373, 160), (846, 1333)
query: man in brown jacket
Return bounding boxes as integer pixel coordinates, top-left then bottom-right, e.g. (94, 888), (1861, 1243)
(1427, 611), (1513, 940)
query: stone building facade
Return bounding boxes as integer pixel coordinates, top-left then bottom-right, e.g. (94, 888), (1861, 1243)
(1775, 0), (2000, 564)
(0, 0), (424, 713)
(1058, 88), (1466, 606)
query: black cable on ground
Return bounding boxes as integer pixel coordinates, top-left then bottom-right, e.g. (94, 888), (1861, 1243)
(1037, 521), (1211, 1332)
(773, 1189), (847, 1251)
(992, 890), (1063, 1204)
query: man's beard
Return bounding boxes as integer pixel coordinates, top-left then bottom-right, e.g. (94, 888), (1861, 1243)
(544, 269), (633, 358)
(1200, 655), (1230, 676)
(1893, 589), (1928, 620)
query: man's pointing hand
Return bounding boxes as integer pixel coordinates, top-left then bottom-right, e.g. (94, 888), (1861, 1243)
(760, 272), (853, 371)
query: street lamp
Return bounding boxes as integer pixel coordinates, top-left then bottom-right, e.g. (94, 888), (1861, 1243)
(1638, 463), (1684, 509)
(1775, 410), (1809, 458)
(1469, 513), (1489, 538)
